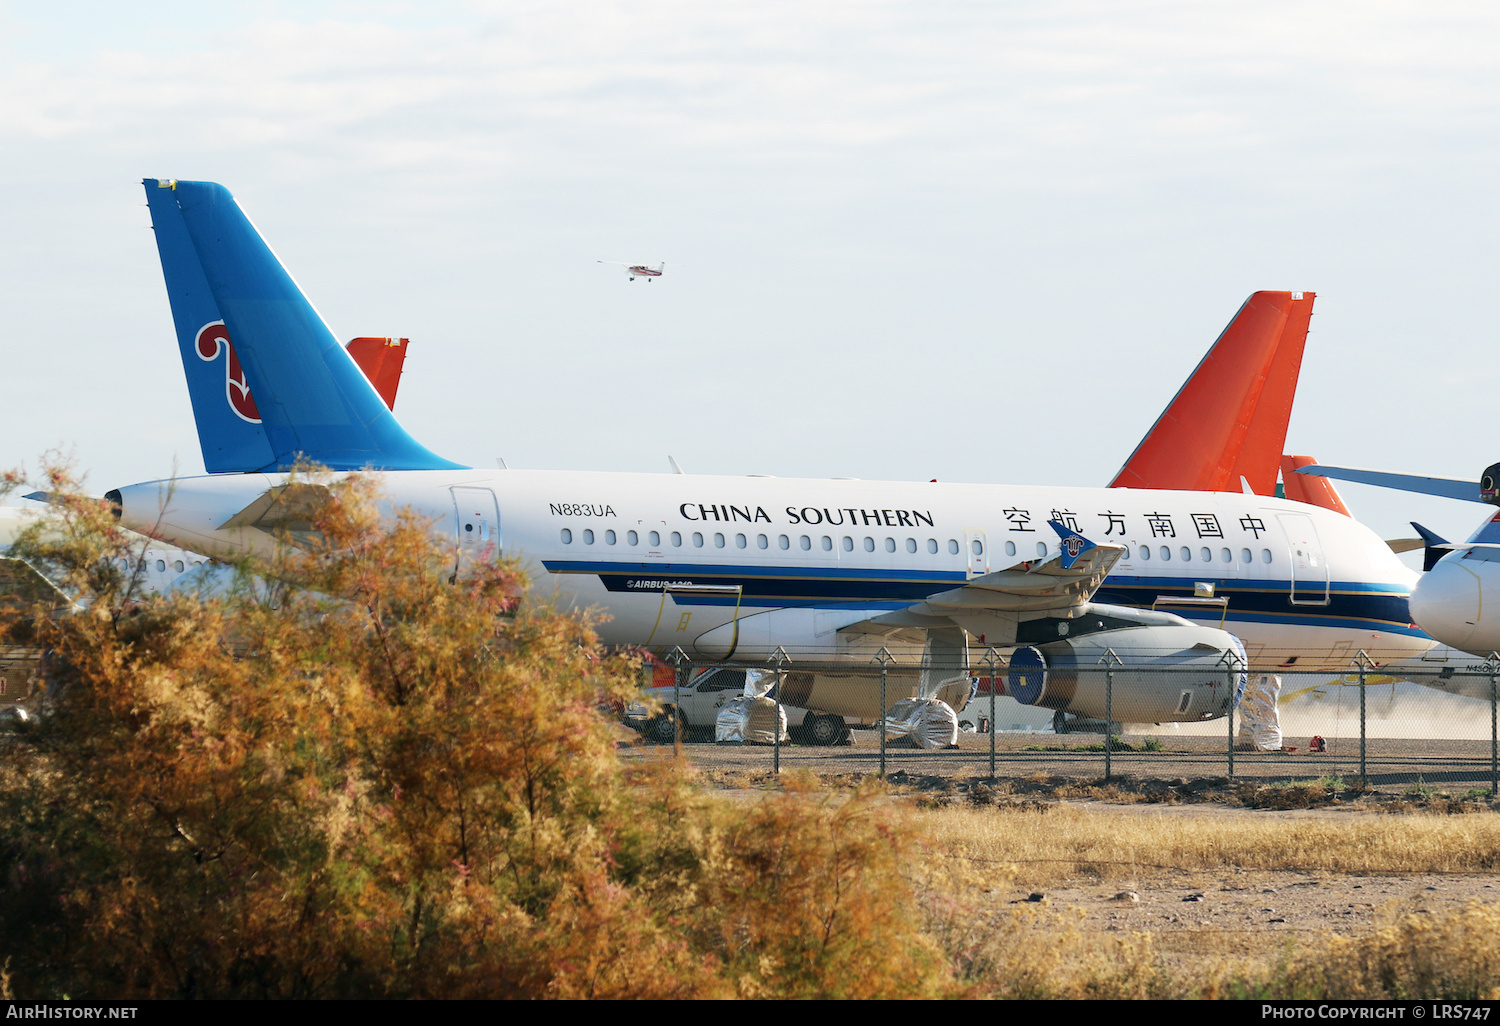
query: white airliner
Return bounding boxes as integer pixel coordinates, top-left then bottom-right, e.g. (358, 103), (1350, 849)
(105, 181), (1432, 730)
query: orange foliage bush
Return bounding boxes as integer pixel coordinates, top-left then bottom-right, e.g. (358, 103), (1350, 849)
(0, 463), (949, 999)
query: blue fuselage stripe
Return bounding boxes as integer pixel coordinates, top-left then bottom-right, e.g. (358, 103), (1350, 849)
(538, 559), (1419, 634)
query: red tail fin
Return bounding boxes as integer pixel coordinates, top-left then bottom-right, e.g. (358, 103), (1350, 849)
(345, 337), (409, 411)
(1279, 455), (1351, 516)
(1109, 291), (1315, 493)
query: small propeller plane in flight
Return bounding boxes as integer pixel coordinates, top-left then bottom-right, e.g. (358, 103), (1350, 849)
(598, 260), (665, 281)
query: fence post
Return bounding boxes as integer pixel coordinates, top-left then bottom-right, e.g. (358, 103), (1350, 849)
(768, 646), (791, 776)
(982, 647), (1001, 781)
(1217, 646), (1243, 781)
(872, 647), (895, 778)
(1489, 652), (1500, 796)
(664, 645), (689, 758)
(1098, 648), (1121, 782)
(1353, 649), (1373, 784)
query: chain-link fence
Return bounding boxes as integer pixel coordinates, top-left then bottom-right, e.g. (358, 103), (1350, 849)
(622, 650), (1500, 794)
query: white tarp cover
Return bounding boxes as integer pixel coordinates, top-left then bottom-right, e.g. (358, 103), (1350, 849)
(1236, 673), (1283, 752)
(882, 697), (959, 750)
(716, 696), (789, 744)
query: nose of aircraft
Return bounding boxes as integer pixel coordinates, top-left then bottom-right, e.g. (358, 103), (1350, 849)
(1409, 558), (1486, 653)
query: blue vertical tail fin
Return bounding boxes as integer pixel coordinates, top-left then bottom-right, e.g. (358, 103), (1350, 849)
(144, 179), (464, 473)
(146, 179), (277, 473)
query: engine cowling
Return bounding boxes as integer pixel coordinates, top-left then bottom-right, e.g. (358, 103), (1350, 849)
(1007, 624), (1248, 723)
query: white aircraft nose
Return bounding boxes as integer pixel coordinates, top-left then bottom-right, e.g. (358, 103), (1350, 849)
(1410, 558), (1490, 653)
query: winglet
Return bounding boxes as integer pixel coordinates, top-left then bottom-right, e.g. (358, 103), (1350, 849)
(1048, 519), (1097, 570)
(1110, 291), (1314, 494)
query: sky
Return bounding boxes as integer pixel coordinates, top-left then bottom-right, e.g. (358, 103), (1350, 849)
(2, 0), (1497, 557)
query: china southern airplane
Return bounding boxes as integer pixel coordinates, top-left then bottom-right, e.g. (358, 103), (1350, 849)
(106, 180), (1432, 729)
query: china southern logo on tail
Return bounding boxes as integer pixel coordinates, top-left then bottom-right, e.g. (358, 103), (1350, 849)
(195, 320), (261, 424)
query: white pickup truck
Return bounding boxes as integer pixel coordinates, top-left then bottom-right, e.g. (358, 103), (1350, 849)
(625, 667), (858, 746)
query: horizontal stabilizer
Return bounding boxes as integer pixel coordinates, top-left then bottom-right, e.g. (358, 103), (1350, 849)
(219, 483), (335, 532)
(1412, 522), (1453, 572)
(1295, 465), (1481, 503)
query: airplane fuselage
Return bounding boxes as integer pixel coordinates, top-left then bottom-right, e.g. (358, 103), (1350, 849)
(114, 469), (1430, 673)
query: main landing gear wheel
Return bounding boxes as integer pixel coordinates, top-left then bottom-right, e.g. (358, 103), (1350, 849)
(1052, 710), (1071, 735)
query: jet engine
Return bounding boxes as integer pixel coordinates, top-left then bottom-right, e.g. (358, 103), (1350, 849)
(1007, 624), (1247, 723)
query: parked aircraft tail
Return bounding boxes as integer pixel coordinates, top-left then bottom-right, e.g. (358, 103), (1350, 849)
(143, 179), (463, 473)
(1109, 291), (1315, 494)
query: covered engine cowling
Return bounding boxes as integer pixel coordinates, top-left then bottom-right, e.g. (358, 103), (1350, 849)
(1007, 624), (1247, 723)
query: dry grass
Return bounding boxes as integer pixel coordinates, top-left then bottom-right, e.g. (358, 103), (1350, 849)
(916, 803), (1500, 883)
(909, 803), (1500, 998)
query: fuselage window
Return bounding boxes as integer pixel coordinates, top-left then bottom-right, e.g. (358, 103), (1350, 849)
(1262, 549), (1273, 563)
(649, 530), (660, 546)
(905, 538), (917, 553)
(948, 539), (960, 555)
(1035, 542), (1046, 557)
(1199, 547), (1210, 562)
(757, 534), (769, 549)
(864, 537), (875, 552)
(842, 536), (854, 551)
(605, 529), (617, 545)
(1159, 546), (1171, 561)
(173, 560), (184, 573)
(736, 533), (747, 548)
(671, 531), (682, 547)
(1005, 540), (1016, 557)
(971, 540), (983, 556)
(692, 532), (704, 547)
(583, 529), (594, 545)
(927, 538), (938, 554)
(821, 536), (833, 551)
(1139, 545), (1150, 560)
(155, 559), (166, 572)
(715, 532), (726, 548)
(779, 535), (790, 550)
(1221, 548), (1232, 563)
(1179, 546), (1191, 561)
(884, 538), (896, 552)
(628, 530), (639, 545)
(800, 535), (811, 550)
(561, 528), (573, 544)
(1241, 547), (1252, 563)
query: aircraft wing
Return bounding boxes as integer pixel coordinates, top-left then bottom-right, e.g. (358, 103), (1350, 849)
(838, 522), (1126, 644)
(1295, 465), (1481, 503)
